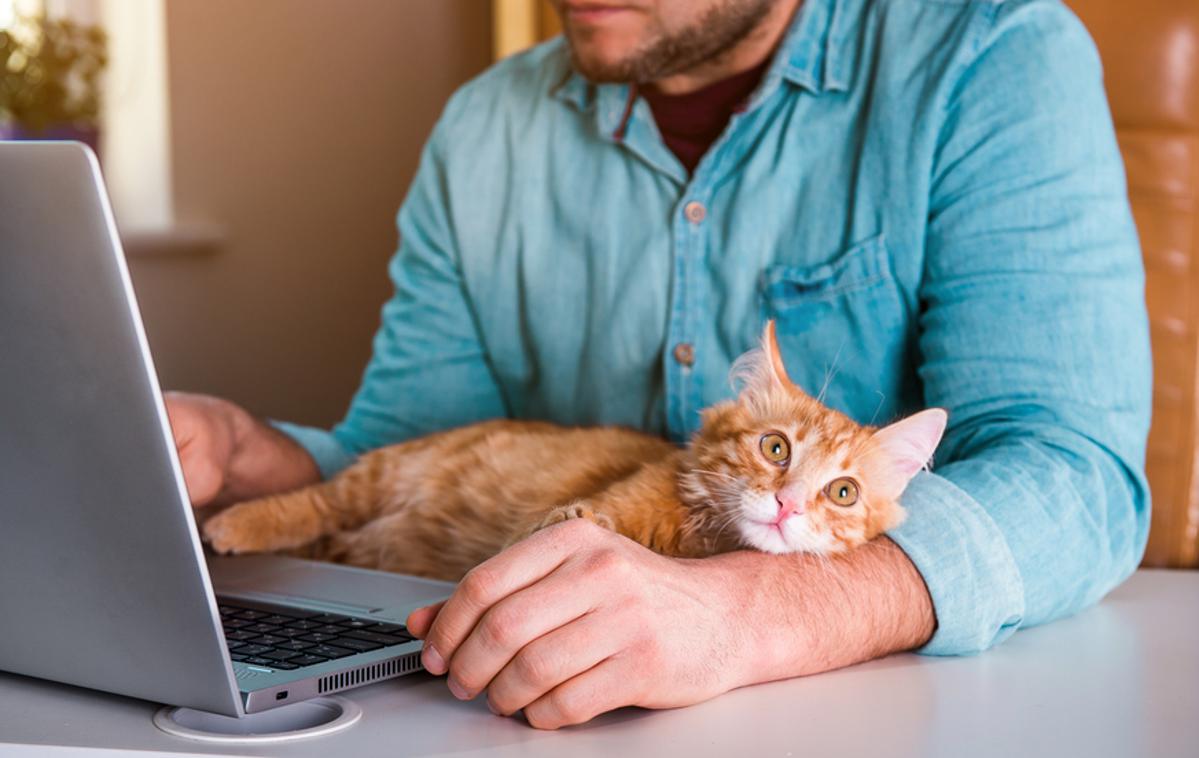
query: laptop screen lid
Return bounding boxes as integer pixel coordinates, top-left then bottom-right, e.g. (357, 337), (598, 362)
(0, 142), (244, 716)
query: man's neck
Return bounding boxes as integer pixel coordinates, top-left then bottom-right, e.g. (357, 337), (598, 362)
(648, 0), (802, 96)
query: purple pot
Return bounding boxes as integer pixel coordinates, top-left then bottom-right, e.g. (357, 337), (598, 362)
(0, 123), (100, 159)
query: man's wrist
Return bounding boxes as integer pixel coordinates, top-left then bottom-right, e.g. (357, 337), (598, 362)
(710, 537), (936, 689)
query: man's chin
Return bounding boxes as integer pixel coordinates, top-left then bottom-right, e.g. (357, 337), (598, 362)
(569, 50), (643, 83)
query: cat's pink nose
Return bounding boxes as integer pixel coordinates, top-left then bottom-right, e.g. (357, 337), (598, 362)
(775, 492), (803, 520)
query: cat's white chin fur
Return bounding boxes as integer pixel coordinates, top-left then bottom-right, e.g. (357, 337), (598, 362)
(738, 513), (836, 555)
(733, 496), (839, 556)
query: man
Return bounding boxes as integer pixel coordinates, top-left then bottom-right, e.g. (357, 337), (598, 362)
(168, 0), (1151, 730)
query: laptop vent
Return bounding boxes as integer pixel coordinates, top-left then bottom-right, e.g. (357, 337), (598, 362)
(318, 652), (423, 694)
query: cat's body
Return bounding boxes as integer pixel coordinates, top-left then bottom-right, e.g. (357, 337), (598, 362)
(204, 420), (719, 581)
(204, 323), (948, 581)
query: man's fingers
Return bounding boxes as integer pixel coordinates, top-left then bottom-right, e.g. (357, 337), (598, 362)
(163, 392), (229, 508)
(446, 568), (599, 699)
(486, 610), (617, 716)
(176, 445), (222, 507)
(405, 601), (445, 639)
(521, 657), (635, 730)
(421, 520), (598, 675)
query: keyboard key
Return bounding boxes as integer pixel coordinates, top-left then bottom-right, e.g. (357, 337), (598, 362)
(223, 618), (252, 630)
(225, 630), (260, 642)
(272, 627), (312, 639)
(368, 623), (407, 635)
(227, 641), (246, 651)
(218, 606), (239, 617)
(315, 624), (348, 634)
(284, 619), (325, 631)
(309, 645), (356, 659)
(248, 634), (287, 646)
(243, 623), (282, 635)
(237, 610), (269, 620)
(229, 653), (249, 662)
(343, 629), (407, 647)
(270, 661), (299, 670)
(243, 656), (274, 666)
(298, 632), (340, 644)
(308, 613), (349, 624)
(260, 615), (295, 626)
(289, 654), (329, 667)
(334, 637), (383, 653)
(262, 649), (300, 662)
(237, 644), (272, 657)
(339, 618), (376, 630)
(276, 640), (315, 652)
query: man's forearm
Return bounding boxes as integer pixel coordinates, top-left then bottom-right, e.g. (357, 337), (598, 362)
(714, 537), (936, 686)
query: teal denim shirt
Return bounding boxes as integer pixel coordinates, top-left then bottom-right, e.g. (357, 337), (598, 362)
(278, 0), (1152, 656)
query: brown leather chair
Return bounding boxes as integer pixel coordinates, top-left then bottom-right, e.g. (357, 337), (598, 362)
(1068, 0), (1199, 567)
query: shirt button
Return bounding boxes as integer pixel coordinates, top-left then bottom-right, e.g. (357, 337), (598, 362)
(673, 342), (695, 367)
(683, 201), (706, 224)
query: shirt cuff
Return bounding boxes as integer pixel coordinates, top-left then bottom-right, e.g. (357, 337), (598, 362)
(270, 420), (358, 481)
(886, 471), (1026, 656)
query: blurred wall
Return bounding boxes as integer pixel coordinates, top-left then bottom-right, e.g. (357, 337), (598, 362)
(128, 0), (493, 426)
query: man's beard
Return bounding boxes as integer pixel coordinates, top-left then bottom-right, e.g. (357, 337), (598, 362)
(566, 0), (777, 84)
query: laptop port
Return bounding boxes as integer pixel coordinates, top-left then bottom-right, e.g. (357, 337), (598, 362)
(276, 690), (288, 700)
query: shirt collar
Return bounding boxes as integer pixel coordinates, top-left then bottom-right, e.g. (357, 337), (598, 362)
(551, 0), (849, 112)
(777, 0), (849, 94)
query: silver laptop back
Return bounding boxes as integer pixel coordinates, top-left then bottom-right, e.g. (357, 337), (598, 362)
(0, 142), (245, 715)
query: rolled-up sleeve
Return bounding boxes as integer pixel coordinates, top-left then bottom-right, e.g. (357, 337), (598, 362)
(276, 103), (508, 479)
(887, 1), (1152, 655)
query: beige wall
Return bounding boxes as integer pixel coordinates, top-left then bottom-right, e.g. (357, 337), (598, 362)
(128, 0), (493, 427)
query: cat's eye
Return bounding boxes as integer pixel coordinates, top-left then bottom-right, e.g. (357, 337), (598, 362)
(825, 477), (860, 507)
(759, 432), (790, 466)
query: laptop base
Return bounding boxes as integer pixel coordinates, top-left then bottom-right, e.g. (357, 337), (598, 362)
(154, 695), (362, 743)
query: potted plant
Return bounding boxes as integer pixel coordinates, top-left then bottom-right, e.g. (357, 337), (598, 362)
(0, 10), (107, 153)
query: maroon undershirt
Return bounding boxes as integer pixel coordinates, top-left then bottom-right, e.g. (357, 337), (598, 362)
(640, 60), (771, 175)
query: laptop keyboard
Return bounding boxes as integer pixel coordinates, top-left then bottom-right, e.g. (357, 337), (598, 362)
(217, 597), (417, 671)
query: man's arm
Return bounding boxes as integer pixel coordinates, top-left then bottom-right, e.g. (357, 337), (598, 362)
(884, 0), (1151, 654)
(406, 521), (932, 731)
(735, 538), (935, 678)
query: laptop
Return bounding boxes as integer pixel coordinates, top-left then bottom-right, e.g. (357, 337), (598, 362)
(0, 141), (453, 716)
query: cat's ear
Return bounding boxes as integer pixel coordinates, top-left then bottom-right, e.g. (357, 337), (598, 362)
(732, 320), (798, 396)
(863, 408), (948, 498)
(761, 320), (793, 387)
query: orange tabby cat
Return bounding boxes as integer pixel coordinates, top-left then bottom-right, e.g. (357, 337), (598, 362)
(202, 322), (947, 581)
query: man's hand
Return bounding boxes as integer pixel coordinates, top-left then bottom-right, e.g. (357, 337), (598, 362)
(164, 391), (320, 507)
(406, 520), (936, 730)
(406, 519), (750, 729)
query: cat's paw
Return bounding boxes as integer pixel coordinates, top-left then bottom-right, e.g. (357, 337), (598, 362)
(538, 503), (615, 532)
(202, 502), (284, 555)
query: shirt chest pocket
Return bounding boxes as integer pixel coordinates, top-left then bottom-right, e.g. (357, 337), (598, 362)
(759, 234), (916, 422)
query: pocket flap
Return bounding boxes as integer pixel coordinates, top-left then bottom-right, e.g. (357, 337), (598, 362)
(761, 234), (890, 305)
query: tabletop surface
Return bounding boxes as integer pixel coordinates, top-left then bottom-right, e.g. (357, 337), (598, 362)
(0, 569), (1196, 758)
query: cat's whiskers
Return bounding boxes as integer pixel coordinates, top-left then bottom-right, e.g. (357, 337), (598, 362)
(700, 501), (752, 544)
(687, 468), (741, 485)
(816, 338), (848, 405)
(709, 516), (745, 543)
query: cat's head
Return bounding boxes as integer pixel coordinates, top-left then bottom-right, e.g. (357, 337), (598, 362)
(681, 321), (947, 555)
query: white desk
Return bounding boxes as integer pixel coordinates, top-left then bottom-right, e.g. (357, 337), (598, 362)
(1, 569), (1196, 758)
